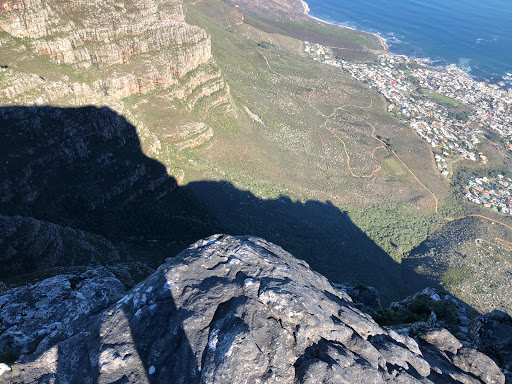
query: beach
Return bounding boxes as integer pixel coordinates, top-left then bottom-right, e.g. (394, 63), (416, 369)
(299, 0), (309, 15)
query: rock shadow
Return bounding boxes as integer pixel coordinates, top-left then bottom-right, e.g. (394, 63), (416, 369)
(48, 266), (198, 383)
(184, 181), (405, 302)
(1, 104), (409, 303)
(0, 105), (485, 379)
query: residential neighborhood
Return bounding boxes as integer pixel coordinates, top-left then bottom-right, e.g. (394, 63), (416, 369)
(303, 42), (512, 178)
(465, 175), (512, 214)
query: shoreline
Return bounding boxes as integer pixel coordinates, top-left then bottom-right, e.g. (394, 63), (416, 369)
(299, 0), (388, 51)
(298, 0), (511, 87)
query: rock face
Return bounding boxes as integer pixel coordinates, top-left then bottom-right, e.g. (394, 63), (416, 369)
(0, 235), (505, 383)
(0, 215), (120, 277)
(0, 267), (126, 363)
(470, 310), (512, 375)
(0, 0), (232, 121)
(344, 284), (383, 313)
(0, 105), (219, 242)
(0, 106), (171, 211)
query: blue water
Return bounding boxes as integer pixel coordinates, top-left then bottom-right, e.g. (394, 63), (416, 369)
(304, 0), (512, 82)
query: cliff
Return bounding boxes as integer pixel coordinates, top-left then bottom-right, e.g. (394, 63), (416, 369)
(0, 0), (229, 101)
(0, 0), (234, 162)
(0, 105), (225, 277)
(0, 215), (120, 277)
(0, 236), (506, 383)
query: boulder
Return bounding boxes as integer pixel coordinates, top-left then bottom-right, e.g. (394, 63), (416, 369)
(346, 284), (383, 312)
(0, 267), (126, 363)
(471, 310), (512, 372)
(420, 328), (462, 355)
(0, 235), (505, 383)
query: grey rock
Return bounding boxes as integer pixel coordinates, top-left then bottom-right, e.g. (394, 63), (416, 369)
(471, 311), (512, 373)
(420, 328), (463, 355)
(489, 310), (510, 322)
(105, 262), (155, 289)
(2, 235), (506, 383)
(505, 371), (512, 384)
(0, 267), (126, 360)
(418, 333), (504, 384)
(0, 215), (120, 277)
(452, 347), (504, 384)
(346, 285), (383, 312)
(417, 329), (505, 383)
(0, 0), (232, 110)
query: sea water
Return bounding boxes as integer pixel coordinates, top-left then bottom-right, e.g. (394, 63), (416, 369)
(304, 0), (512, 82)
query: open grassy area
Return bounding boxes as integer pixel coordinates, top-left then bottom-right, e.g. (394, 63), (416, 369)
(426, 91), (460, 107)
(385, 157), (406, 175)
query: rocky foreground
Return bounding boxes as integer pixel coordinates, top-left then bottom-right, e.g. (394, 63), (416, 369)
(0, 235), (508, 383)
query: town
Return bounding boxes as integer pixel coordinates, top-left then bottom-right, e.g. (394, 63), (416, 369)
(304, 41), (512, 178)
(465, 175), (512, 214)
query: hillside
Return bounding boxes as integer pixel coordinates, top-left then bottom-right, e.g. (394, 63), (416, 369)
(404, 215), (512, 314)
(1, 0), (512, 313)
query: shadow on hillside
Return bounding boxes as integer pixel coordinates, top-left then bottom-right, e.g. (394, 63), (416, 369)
(0, 105), (416, 302)
(184, 181), (411, 302)
(0, 105), (467, 381)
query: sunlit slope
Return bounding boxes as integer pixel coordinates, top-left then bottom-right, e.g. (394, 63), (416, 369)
(186, 0), (449, 260)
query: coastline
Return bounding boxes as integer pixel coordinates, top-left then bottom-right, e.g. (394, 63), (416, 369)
(298, 0), (511, 85)
(299, 0), (388, 51)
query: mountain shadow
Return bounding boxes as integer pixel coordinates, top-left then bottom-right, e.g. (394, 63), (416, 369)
(1, 105), (423, 303)
(184, 181), (406, 302)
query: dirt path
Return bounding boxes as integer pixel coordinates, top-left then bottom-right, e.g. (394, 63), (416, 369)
(307, 89), (512, 265)
(307, 90), (387, 179)
(258, 50), (272, 71)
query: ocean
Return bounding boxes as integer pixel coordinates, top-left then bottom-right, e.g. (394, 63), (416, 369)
(304, 0), (512, 83)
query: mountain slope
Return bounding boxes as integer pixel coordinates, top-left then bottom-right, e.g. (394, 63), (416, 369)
(1, 0), (510, 313)
(1, 235), (505, 383)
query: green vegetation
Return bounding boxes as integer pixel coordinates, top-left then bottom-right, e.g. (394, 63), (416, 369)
(441, 267), (471, 288)
(411, 89), (473, 122)
(426, 92), (459, 107)
(447, 110), (472, 123)
(375, 294), (458, 327)
(384, 157), (405, 175)
(351, 204), (443, 261)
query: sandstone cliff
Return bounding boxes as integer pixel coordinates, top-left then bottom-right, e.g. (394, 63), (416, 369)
(0, 0), (228, 102)
(0, 236), (506, 383)
(0, 0), (234, 163)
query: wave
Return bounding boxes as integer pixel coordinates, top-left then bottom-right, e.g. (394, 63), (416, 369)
(384, 32), (403, 44)
(304, 0), (512, 80)
(457, 58), (472, 73)
(475, 36), (499, 45)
